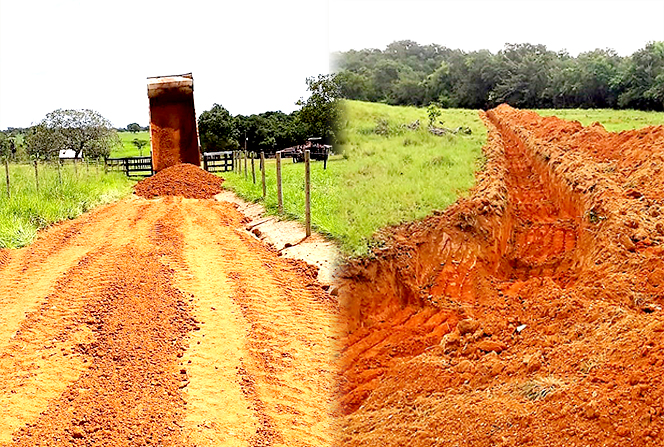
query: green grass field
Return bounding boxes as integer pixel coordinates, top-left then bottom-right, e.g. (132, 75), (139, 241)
(112, 131), (151, 158)
(223, 100), (487, 256)
(535, 109), (664, 132)
(0, 162), (134, 248)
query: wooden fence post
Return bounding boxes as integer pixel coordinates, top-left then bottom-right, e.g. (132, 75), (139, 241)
(4, 158), (10, 199)
(238, 151), (242, 175)
(34, 159), (39, 192)
(260, 151), (266, 199)
(251, 152), (256, 184)
(244, 151), (248, 180)
(276, 152), (283, 214)
(57, 160), (62, 185)
(304, 149), (311, 237)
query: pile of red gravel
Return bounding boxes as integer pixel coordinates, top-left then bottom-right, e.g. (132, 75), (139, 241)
(134, 163), (224, 199)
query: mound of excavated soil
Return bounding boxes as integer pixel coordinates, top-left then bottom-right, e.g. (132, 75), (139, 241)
(134, 163), (223, 199)
(337, 105), (664, 446)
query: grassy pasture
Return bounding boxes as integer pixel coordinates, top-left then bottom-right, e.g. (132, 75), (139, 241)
(112, 131), (151, 158)
(0, 162), (134, 248)
(222, 100), (486, 256)
(535, 109), (664, 132)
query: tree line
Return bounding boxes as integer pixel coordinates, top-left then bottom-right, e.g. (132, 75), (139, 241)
(332, 40), (664, 110)
(1, 109), (119, 162)
(198, 74), (341, 156)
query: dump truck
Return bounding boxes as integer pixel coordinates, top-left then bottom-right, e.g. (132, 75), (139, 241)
(147, 73), (200, 172)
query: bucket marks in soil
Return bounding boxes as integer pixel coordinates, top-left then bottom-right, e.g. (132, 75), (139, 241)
(428, 112), (582, 305)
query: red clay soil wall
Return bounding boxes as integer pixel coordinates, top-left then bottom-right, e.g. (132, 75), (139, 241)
(149, 96), (200, 172)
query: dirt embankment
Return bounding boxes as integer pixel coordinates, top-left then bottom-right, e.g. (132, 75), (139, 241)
(337, 105), (664, 446)
(0, 165), (340, 446)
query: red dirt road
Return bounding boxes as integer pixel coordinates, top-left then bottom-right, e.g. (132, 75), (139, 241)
(338, 106), (664, 446)
(0, 196), (340, 446)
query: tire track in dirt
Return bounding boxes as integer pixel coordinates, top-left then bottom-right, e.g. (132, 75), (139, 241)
(0, 195), (340, 446)
(488, 111), (580, 283)
(0, 199), (153, 357)
(168, 202), (260, 446)
(4, 200), (195, 446)
(172, 200), (341, 447)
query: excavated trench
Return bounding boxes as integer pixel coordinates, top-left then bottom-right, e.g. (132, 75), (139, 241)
(489, 110), (583, 283)
(339, 107), (588, 414)
(429, 111), (584, 303)
(338, 105), (664, 447)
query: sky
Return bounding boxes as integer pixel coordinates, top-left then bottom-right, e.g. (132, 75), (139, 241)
(329, 0), (664, 56)
(1, 0), (663, 130)
(0, 0), (330, 129)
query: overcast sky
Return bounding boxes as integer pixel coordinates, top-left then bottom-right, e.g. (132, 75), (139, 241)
(1, 0), (663, 129)
(329, 0), (664, 56)
(0, 0), (329, 129)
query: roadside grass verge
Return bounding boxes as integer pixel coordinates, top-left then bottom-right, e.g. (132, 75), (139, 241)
(535, 109), (664, 132)
(0, 162), (134, 248)
(222, 100), (486, 256)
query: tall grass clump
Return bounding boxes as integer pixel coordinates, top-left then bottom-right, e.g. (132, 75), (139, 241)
(223, 100), (486, 256)
(0, 161), (134, 248)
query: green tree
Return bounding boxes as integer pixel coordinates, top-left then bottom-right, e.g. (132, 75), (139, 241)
(335, 69), (373, 101)
(424, 61), (453, 106)
(127, 123), (141, 133)
(371, 59), (402, 102)
(27, 109), (120, 160)
(490, 44), (557, 108)
(448, 50), (498, 108)
(427, 103), (442, 127)
(0, 132), (11, 159)
(198, 104), (239, 153)
(618, 41), (664, 110)
(25, 123), (63, 160)
(296, 74), (342, 143)
(333, 39), (664, 111)
(390, 66), (426, 105)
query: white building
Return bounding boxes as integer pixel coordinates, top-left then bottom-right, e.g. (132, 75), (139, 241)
(58, 149), (83, 160)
